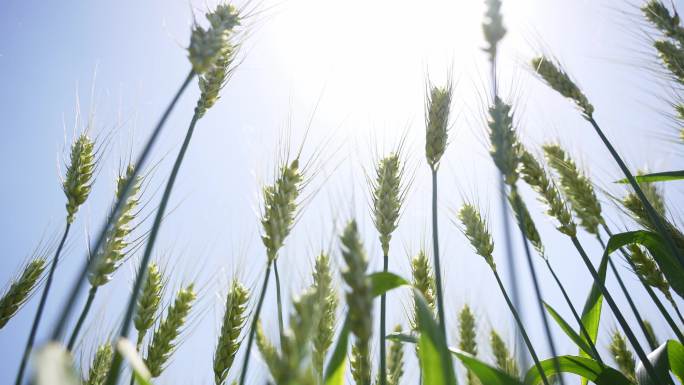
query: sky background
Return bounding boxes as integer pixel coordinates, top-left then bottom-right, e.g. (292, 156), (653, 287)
(1, 0), (683, 384)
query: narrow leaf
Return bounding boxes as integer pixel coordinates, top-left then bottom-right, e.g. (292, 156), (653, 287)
(615, 170), (684, 184)
(324, 315), (350, 385)
(414, 289), (457, 385)
(543, 302), (596, 360)
(369, 271), (410, 297)
(451, 349), (524, 385)
(524, 355), (632, 385)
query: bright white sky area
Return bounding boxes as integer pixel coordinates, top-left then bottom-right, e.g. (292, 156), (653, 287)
(1, 0), (683, 384)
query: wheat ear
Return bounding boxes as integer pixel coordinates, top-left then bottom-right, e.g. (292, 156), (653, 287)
(458, 305), (480, 385)
(84, 343), (113, 385)
(214, 280), (249, 385)
(490, 330), (520, 378)
(609, 331), (636, 382)
(0, 258), (46, 329)
(311, 253), (338, 380)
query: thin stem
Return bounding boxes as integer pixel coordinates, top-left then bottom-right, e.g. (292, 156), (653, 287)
(15, 223), (71, 385)
(510, 186), (565, 385)
(492, 269), (550, 385)
(601, 224), (684, 342)
(66, 286), (98, 350)
(570, 236), (669, 385)
(596, 236), (658, 351)
(239, 262), (273, 385)
(588, 117), (684, 269)
(430, 169), (448, 342)
(105, 112), (200, 385)
(544, 259), (604, 364)
(379, 253), (388, 385)
(670, 298), (684, 325)
(50, 70), (196, 341)
(273, 258), (285, 343)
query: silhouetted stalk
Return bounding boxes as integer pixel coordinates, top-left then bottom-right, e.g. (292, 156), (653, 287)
(238, 262), (272, 385)
(50, 70), (195, 341)
(544, 259), (604, 364)
(430, 169), (448, 342)
(105, 112), (200, 385)
(510, 186), (565, 385)
(66, 286), (97, 350)
(379, 253), (388, 385)
(596, 236), (658, 350)
(587, 117), (684, 269)
(492, 269), (550, 385)
(601, 224), (684, 341)
(273, 259), (285, 342)
(15, 223), (71, 385)
(570, 236), (669, 385)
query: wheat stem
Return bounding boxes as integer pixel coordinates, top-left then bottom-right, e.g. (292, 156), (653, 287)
(379, 253), (388, 385)
(544, 259), (604, 364)
(273, 259), (285, 343)
(601, 224), (684, 342)
(596, 236), (658, 351)
(430, 169), (448, 343)
(491, 269), (550, 385)
(67, 286), (97, 350)
(50, 70), (196, 341)
(238, 262), (272, 385)
(570, 236), (669, 385)
(15, 224), (70, 385)
(587, 117), (684, 270)
(105, 112), (200, 385)
(509, 185), (565, 385)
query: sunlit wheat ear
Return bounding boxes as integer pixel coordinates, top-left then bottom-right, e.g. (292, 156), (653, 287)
(261, 159), (304, 263)
(642, 320), (659, 349)
(63, 133), (96, 224)
(507, 189), (545, 257)
(340, 220), (372, 385)
(144, 283), (196, 378)
(458, 204), (496, 270)
(84, 343), (113, 385)
(482, 0), (506, 61)
(654, 40), (684, 84)
(627, 245), (672, 300)
(371, 153), (406, 256)
(89, 165), (143, 287)
(425, 84), (453, 170)
(488, 98), (520, 186)
(311, 253), (338, 377)
(0, 258), (46, 329)
(214, 279), (249, 385)
(642, 0), (684, 44)
(255, 321), (278, 376)
(609, 331), (636, 382)
(543, 143), (604, 235)
(622, 174), (666, 227)
(134, 263), (163, 348)
(519, 149), (577, 237)
(458, 305), (480, 385)
(490, 330), (520, 378)
(386, 325), (404, 385)
(188, 4), (240, 75)
(410, 250), (436, 319)
(531, 56), (594, 119)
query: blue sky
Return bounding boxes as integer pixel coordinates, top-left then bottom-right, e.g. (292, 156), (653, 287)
(1, 0), (682, 384)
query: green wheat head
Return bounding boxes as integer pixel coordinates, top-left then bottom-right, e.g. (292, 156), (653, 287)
(482, 0), (506, 61)
(488, 98), (520, 186)
(214, 279), (249, 385)
(459, 204), (496, 270)
(0, 258), (46, 329)
(134, 263), (164, 347)
(425, 84), (453, 170)
(371, 153), (405, 255)
(490, 330), (520, 378)
(63, 134), (96, 224)
(507, 188), (545, 257)
(311, 253), (338, 377)
(609, 330), (636, 382)
(531, 56), (594, 119)
(83, 343), (113, 385)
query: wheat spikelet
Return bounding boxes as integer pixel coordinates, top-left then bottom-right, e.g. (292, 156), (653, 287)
(531, 56), (594, 119)
(507, 189), (545, 257)
(340, 220), (372, 385)
(458, 305), (480, 385)
(627, 245), (671, 300)
(144, 283), (196, 378)
(63, 134), (96, 224)
(84, 343), (113, 385)
(214, 279), (249, 385)
(654, 40), (684, 84)
(642, 0), (684, 44)
(643, 319), (659, 350)
(543, 143), (603, 235)
(371, 153), (405, 255)
(311, 253), (338, 377)
(459, 204), (496, 269)
(425, 84), (453, 170)
(386, 325), (404, 385)
(89, 165), (142, 287)
(488, 98), (520, 186)
(255, 321), (279, 378)
(490, 330), (519, 378)
(0, 258), (46, 329)
(609, 331), (636, 382)
(261, 159), (303, 262)
(410, 250), (436, 314)
(482, 0), (506, 61)
(188, 3), (240, 75)
(134, 263), (163, 348)
(519, 149), (577, 237)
